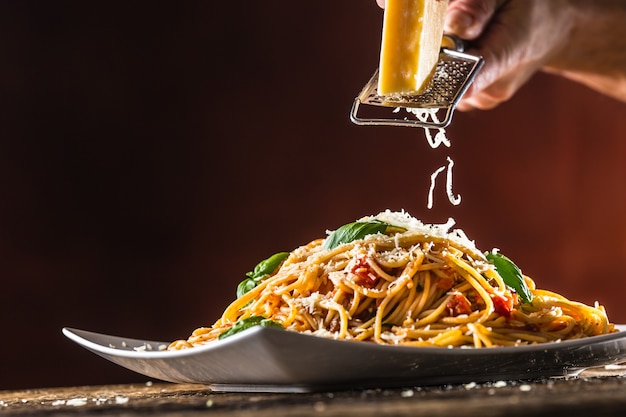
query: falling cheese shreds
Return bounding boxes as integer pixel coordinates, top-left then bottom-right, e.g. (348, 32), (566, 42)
(428, 164), (446, 209)
(426, 157), (461, 209)
(445, 156), (461, 206)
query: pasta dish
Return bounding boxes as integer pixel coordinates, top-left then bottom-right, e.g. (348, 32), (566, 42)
(169, 211), (614, 350)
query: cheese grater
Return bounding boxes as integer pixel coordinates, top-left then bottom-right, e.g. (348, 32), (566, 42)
(350, 35), (483, 128)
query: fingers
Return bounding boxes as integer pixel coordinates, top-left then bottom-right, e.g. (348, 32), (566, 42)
(456, 41), (513, 110)
(445, 0), (502, 40)
(374, 0), (530, 111)
(446, 0), (529, 110)
(457, 45), (539, 111)
(456, 79), (517, 111)
(378, 0), (503, 38)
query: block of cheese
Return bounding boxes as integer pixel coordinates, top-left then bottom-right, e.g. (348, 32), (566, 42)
(378, 0), (449, 96)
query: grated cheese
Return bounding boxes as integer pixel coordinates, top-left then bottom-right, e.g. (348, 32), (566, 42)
(427, 157), (461, 209)
(445, 156), (461, 206)
(403, 107), (461, 210)
(427, 164), (446, 209)
(405, 108), (451, 148)
(360, 210), (480, 257)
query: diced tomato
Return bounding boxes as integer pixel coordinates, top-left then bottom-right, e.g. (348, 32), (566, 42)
(437, 276), (455, 291)
(350, 257), (380, 287)
(491, 293), (514, 318)
(446, 293), (473, 316)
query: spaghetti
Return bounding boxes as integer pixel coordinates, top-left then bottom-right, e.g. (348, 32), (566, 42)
(169, 210), (614, 350)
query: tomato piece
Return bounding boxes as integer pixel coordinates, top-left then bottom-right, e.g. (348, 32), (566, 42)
(446, 293), (473, 316)
(350, 257), (380, 287)
(437, 276), (455, 290)
(491, 293), (514, 318)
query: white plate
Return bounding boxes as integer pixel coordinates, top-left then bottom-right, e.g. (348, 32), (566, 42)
(63, 325), (626, 393)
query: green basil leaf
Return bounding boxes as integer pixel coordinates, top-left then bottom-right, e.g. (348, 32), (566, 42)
(323, 220), (404, 250)
(246, 252), (290, 280)
(236, 278), (258, 299)
(486, 252), (533, 304)
(237, 252), (289, 302)
(218, 316), (283, 340)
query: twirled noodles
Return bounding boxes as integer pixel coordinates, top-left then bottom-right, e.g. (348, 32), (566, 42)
(169, 211), (614, 350)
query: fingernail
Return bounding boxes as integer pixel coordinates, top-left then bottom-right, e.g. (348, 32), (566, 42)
(445, 10), (474, 35)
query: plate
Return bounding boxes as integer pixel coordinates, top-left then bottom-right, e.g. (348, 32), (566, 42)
(63, 325), (626, 393)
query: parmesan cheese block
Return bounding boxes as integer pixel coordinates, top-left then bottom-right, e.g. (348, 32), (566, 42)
(378, 0), (449, 96)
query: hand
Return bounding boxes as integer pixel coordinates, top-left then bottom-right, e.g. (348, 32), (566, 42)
(376, 0), (626, 110)
(444, 0), (578, 110)
(376, 0), (569, 110)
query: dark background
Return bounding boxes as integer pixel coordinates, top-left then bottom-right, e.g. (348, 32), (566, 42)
(1, 1), (625, 390)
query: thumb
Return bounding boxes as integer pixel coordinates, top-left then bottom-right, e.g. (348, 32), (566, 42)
(445, 0), (505, 40)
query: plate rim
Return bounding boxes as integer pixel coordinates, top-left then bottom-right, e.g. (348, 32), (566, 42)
(63, 324), (626, 391)
(63, 324), (626, 359)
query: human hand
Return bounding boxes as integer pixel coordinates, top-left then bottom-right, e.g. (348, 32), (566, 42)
(443, 0), (578, 110)
(375, 0), (570, 110)
(376, 0), (626, 109)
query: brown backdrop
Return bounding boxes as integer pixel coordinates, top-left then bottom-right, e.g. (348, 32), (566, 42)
(1, 0), (625, 390)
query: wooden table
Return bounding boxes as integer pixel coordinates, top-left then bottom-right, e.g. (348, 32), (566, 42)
(2, 366), (626, 416)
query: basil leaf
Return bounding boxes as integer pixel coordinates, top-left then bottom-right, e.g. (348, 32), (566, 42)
(324, 220), (403, 250)
(218, 316), (283, 340)
(486, 252), (533, 304)
(236, 278), (258, 299)
(246, 252), (289, 280)
(238, 252), (289, 299)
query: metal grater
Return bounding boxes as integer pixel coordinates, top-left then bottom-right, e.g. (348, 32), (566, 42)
(350, 36), (483, 128)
